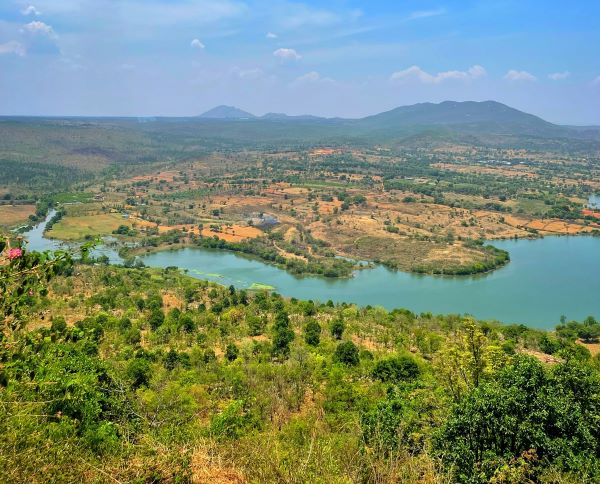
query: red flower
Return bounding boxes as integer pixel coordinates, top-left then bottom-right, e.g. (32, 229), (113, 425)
(7, 248), (23, 259)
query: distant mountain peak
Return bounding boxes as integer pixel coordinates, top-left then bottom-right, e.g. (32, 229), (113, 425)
(261, 112), (324, 121)
(359, 100), (552, 130)
(198, 105), (255, 119)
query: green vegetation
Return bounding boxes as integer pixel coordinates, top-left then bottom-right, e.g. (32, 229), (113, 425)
(412, 244), (510, 275)
(124, 230), (356, 278)
(1, 243), (598, 482)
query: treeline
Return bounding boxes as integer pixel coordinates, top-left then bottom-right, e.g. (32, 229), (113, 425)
(193, 234), (355, 278)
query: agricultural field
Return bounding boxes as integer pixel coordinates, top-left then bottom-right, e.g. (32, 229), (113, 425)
(47, 212), (134, 241)
(1, 116), (598, 277)
(0, 204), (36, 228)
(31, 142), (596, 277)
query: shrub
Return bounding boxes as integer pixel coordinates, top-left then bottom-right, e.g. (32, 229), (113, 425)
(50, 316), (67, 334)
(304, 320), (321, 346)
(372, 355), (420, 383)
(331, 318), (345, 340)
(435, 356), (600, 481)
(225, 343), (239, 362)
(127, 358), (152, 388)
(148, 309), (165, 330)
(334, 341), (359, 366)
(271, 311), (294, 359)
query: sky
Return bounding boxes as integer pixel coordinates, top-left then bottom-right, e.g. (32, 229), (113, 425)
(0, 0), (599, 123)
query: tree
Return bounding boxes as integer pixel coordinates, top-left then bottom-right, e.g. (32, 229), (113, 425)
(225, 342), (239, 362)
(435, 356), (600, 482)
(271, 310), (294, 359)
(179, 314), (195, 333)
(1, 241), (73, 337)
(331, 318), (345, 340)
(372, 355), (420, 383)
(127, 358), (152, 388)
(247, 314), (265, 336)
(148, 309), (165, 330)
(164, 349), (179, 370)
(50, 316), (67, 334)
(304, 319), (321, 346)
(334, 341), (359, 366)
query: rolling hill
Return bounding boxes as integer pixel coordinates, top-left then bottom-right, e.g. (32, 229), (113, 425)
(198, 105), (255, 119)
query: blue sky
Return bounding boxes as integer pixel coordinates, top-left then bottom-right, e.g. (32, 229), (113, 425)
(1, 0), (599, 123)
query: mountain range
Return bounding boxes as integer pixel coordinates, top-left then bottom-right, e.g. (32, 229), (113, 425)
(196, 101), (600, 148)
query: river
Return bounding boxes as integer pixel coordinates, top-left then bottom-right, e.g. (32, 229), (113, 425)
(23, 210), (600, 329)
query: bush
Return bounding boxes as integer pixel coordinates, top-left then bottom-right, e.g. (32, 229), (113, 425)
(127, 358), (152, 388)
(331, 319), (345, 340)
(334, 341), (359, 366)
(271, 311), (294, 359)
(304, 320), (321, 346)
(148, 309), (165, 330)
(225, 343), (239, 362)
(50, 316), (67, 334)
(209, 400), (259, 440)
(435, 356), (600, 482)
(372, 355), (420, 383)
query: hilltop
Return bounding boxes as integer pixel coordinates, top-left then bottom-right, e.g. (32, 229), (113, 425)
(198, 105), (256, 119)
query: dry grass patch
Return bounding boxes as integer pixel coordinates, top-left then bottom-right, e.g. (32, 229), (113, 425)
(0, 204), (36, 226)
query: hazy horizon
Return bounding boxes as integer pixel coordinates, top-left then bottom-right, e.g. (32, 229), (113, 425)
(1, 1), (599, 124)
(2, 99), (600, 127)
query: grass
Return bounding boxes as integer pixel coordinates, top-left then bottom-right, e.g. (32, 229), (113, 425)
(0, 204), (36, 227)
(46, 213), (132, 241)
(51, 192), (94, 204)
(249, 282), (276, 290)
(514, 198), (551, 216)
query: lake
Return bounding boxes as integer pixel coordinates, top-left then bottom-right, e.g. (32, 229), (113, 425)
(23, 212), (600, 329)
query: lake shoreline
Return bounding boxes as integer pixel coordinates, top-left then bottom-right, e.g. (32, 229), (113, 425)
(23, 212), (600, 328)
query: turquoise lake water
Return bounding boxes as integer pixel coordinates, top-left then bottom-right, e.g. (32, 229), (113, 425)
(23, 209), (600, 329)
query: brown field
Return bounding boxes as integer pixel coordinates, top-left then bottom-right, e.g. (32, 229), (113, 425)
(310, 148), (338, 156)
(0, 204), (35, 226)
(68, 147), (597, 275)
(155, 222), (263, 242)
(582, 209), (600, 219)
(131, 170), (179, 183)
(433, 162), (538, 179)
(579, 339), (600, 357)
(503, 214), (598, 235)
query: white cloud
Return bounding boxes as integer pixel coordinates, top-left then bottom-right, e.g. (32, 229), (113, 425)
(0, 41), (26, 56)
(233, 67), (264, 80)
(295, 71), (320, 83)
(273, 48), (301, 60)
(548, 71), (570, 81)
(504, 69), (536, 81)
(21, 5), (41, 16)
(390, 65), (486, 84)
(291, 71), (334, 87)
(23, 20), (56, 37)
(266, 32), (278, 39)
(190, 38), (205, 49)
(407, 8), (446, 20)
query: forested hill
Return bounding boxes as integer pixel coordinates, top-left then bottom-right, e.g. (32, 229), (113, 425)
(2, 101), (600, 165)
(1, 244), (599, 482)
